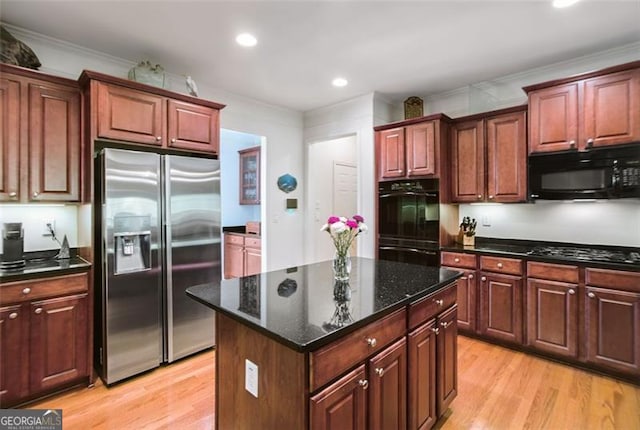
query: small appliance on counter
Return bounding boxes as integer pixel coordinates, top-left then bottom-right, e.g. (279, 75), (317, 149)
(1, 222), (25, 271)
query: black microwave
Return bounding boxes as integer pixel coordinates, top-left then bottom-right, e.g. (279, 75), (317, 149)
(528, 144), (640, 200)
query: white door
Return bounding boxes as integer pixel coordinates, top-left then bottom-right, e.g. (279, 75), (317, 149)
(333, 162), (358, 255)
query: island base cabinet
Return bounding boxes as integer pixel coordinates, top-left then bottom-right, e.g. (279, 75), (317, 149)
(437, 306), (458, 415)
(585, 286), (640, 376)
(369, 338), (407, 430)
(408, 320), (437, 430)
(310, 365), (367, 430)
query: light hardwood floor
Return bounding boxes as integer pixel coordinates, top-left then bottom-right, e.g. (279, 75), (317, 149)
(28, 336), (640, 429)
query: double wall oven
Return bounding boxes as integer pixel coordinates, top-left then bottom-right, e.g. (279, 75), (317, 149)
(378, 179), (440, 266)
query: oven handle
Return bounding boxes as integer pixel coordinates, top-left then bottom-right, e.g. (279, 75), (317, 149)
(379, 191), (438, 198)
(379, 246), (438, 256)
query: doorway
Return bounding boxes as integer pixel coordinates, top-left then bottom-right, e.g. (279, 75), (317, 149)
(307, 135), (358, 263)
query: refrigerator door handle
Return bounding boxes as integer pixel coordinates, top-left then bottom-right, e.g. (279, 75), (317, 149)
(163, 155), (174, 362)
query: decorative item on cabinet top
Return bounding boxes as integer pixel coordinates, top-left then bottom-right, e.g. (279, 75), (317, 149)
(0, 25), (41, 70)
(128, 60), (166, 88)
(404, 96), (424, 119)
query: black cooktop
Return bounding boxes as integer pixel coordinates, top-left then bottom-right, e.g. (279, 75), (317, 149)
(527, 246), (640, 265)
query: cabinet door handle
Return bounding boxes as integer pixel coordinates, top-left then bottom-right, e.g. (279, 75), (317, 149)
(477, 194), (483, 199)
(34, 308), (43, 315)
(366, 337), (377, 348)
(171, 138), (177, 143)
(22, 288), (31, 295)
(481, 276), (487, 282)
(407, 169), (412, 174)
(156, 136), (162, 141)
(358, 379), (369, 390)
(569, 140), (576, 148)
(431, 327), (440, 335)
(468, 274), (474, 280)
(588, 292), (596, 299)
(568, 289), (576, 295)
(9, 312), (18, 320)
(9, 191), (17, 198)
(441, 321), (449, 328)
(375, 367), (384, 377)
(497, 263), (503, 269)
(435, 299), (444, 306)
(454, 258), (460, 263)
(488, 195), (494, 200)
(32, 191), (39, 199)
(586, 138), (594, 147)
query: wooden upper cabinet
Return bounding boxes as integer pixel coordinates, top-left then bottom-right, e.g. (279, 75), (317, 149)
(525, 61), (640, 153)
(583, 69), (640, 149)
(167, 99), (219, 153)
(28, 82), (81, 202)
(486, 110), (527, 202)
(379, 127), (405, 180)
(451, 119), (484, 202)
(0, 76), (21, 202)
(406, 121), (436, 177)
(0, 65), (81, 203)
(97, 82), (165, 145)
(82, 70), (224, 155)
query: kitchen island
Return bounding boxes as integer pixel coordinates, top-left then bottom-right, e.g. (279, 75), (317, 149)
(187, 257), (462, 430)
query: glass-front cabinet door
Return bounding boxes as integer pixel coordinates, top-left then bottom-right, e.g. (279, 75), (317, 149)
(239, 146), (260, 205)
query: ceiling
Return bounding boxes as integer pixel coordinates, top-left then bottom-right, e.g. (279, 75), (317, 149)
(2, 1), (639, 112)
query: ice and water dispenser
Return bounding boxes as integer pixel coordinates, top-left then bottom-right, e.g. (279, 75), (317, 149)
(113, 215), (151, 275)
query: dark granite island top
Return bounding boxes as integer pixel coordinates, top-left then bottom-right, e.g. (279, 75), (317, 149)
(187, 257), (462, 352)
(187, 257), (462, 430)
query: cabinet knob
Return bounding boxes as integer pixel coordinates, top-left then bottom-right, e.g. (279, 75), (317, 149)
(497, 263), (503, 269)
(22, 288), (31, 295)
(435, 299), (444, 306)
(569, 140), (576, 148)
(588, 292), (596, 299)
(481, 276), (487, 282)
(34, 308), (43, 315)
(375, 367), (384, 377)
(366, 337), (377, 348)
(454, 258), (460, 263)
(441, 321), (449, 328)
(407, 169), (412, 174)
(358, 379), (369, 390)
(477, 194), (483, 199)
(32, 191), (39, 199)
(156, 136), (162, 141)
(488, 195), (494, 200)
(9, 191), (17, 198)
(568, 289), (576, 295)
(586, 138), (594, 147)
(171, 138), (177, 143)
(468, 274), (474, 280)
(9, 312), (18, 320)
(431, 327), (440, 335)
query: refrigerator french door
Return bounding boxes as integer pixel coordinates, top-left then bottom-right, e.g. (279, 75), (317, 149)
(95, 148), (220, 385)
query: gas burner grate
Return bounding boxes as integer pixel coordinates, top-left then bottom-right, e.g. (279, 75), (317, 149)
(527, 246), (640, 264)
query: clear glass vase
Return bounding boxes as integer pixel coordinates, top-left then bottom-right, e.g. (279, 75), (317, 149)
(332, 251), (351, 282)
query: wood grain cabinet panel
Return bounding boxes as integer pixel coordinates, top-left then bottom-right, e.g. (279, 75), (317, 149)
(167, 99), (219, 153)
(378, 127), (406, 180)
(527, 83), (579, 153)
(406, 121), (436, 177)
(368, 338), (407, 430)
(479, 272), (523, 345)
(451, 120), (484, 202)
(408, 320), (437, 430)
(486, 111), (527, 202)
(29, 293), (88, 394)
(436, 305), (458, 416)
(310, 365), (368, 430)
(0, 76), (21, 202)
(442, 269), (476, 333)
(0, 304), (27, 406)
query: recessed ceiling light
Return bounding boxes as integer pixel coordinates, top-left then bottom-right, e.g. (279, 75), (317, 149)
(332, 77), (348, 87)
(552, 0), (581, 8)
(236, 33), (257, 47)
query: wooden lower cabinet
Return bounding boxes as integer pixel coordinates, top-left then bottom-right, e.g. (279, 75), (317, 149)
(369, 338), (407, 430)
(224, 233), (261, 278)
(310, 365), (368, 430)
(408, 320), (437, 430)
(479, 272), (523, 345)
(437, 306), (458, 414)
(0, 273), (90, 407)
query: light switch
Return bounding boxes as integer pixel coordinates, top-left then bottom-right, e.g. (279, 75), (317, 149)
(245, 359), (258, 398)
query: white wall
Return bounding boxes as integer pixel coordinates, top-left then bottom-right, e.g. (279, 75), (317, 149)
(304, 94), (377, 263)
(220, 129), (262, 227)
(5, 24), (305, 271)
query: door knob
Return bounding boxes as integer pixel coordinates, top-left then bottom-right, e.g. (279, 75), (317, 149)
(34, 308), (43, 314)
(375, 367), (384, 377)
(497, 263), (503, 269)
(9, 191), (17, 198)
(477, 194), (483, 199)
(568, 289), (576, 295)
(358, 379), (369, 389)
(171, 138), (177, 143)
(454, 258), (460, 263)
(468, 274), (474, 280)
(22, 288), (31, 295)
(588, 292), (596, 299)
(569, 140), (576, 148)
(481, 276), (487, 281)
(366, 338), (377, 347)
(431, 327), (440, 335)
(435, 299), (444, 306)
(9, 312), (18, 320)
(441, 321), (449, 328)
(156, 136), (162, 141)
(32, 191), (39, 199)
(586, 138), (594, 147)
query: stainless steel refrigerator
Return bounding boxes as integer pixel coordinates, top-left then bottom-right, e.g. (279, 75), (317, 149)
(95, 148), (220, 385)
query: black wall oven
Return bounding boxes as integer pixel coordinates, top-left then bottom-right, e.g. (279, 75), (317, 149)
(378, 179), (440, 266)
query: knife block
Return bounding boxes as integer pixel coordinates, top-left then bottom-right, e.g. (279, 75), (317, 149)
(456, 231), (475, 247)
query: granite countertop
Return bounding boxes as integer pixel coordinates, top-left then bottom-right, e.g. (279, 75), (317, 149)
(187, 257), (462, 352)
(0, 254), (91, 283)
(442, 237), (640, 271)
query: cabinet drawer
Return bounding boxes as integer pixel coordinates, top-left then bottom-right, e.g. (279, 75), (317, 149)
(408, 282), (457, 329)
(527, 261), (579, 284)
(441, 252), (476, 269)
(244, 237), (261, 249)
(586, 268), (640, 293)
(0, 273), (88, 305)
(480, 255), (523, 276)
(310, 308), (406, 392)
(225, 234), (244, 246)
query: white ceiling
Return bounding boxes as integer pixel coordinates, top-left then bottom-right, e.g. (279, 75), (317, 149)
(2, 1), (639, 112)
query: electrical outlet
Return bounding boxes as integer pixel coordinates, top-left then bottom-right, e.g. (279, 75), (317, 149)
(245, 359), (258, 398)
(43, 219), (55, 236)
(482, 215), (491, 227)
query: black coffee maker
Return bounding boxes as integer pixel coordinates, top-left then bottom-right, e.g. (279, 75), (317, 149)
(1, 222), (25, 270)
